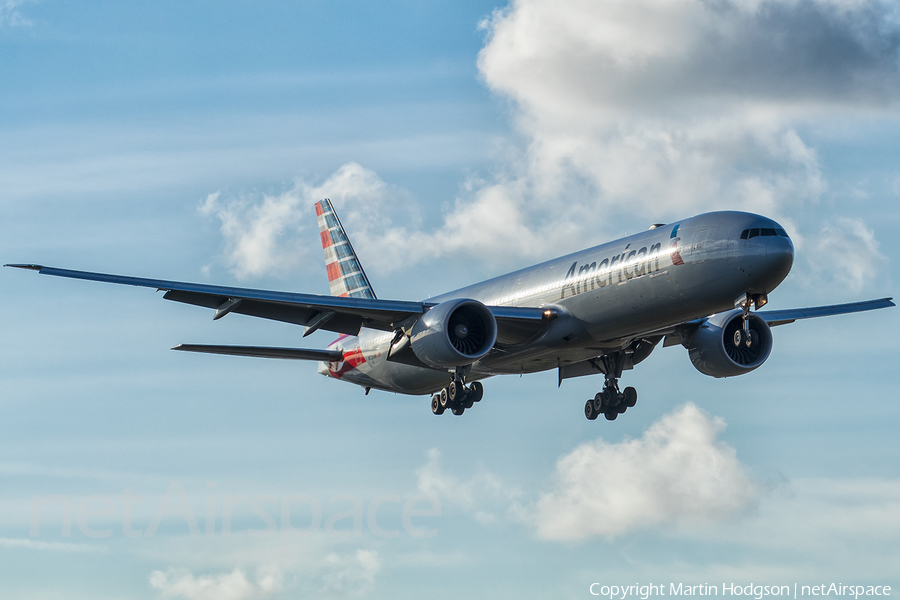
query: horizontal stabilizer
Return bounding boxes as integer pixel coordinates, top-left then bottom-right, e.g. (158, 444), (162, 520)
(172, 344), (344, 361)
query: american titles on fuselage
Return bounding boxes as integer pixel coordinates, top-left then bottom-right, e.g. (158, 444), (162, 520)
(560, 240), (675, 300)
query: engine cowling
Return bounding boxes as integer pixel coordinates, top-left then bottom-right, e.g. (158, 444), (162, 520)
(410, 299), (498, 368)
(686, 309), (773, 378)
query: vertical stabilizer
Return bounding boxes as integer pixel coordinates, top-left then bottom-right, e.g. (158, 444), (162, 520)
(315, 198), (377, 299)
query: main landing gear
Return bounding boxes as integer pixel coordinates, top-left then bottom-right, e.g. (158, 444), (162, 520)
(583, 352), (637, 421)
(584, 384), (637, 421)
(431, 372), (483, 416)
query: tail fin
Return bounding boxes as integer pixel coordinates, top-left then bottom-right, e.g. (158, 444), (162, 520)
(315, 198), (377, 299)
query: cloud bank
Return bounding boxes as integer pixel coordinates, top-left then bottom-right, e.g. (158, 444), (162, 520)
(534, 403), (759, 540)
(417, 403), (759, 540)
(149, 567), (281, 600)
(148, 548), (380, 600)
(202, 0), (897, 289)
(476, 0), (900, 222)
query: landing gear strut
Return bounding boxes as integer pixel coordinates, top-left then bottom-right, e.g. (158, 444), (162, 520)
(583, 351), (638, 421)
(431, 369), (483, 416)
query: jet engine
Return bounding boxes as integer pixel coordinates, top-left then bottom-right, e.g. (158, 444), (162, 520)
(685, 309), (773, 378)
(410, 299), (498, 368)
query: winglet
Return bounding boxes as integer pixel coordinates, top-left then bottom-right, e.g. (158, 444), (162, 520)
(4, 264), (44, 271)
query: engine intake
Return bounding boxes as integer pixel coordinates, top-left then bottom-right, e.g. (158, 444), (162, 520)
(410, 299), (498, 368)
(686, 309), (773, 378)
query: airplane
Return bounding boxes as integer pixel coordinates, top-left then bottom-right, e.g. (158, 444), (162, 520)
(7, 199), (894, 421)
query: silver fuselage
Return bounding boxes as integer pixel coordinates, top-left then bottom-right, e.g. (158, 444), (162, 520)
(319, 211), (794, 395)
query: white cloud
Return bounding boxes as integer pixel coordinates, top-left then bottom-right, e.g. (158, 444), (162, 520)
(0, 0), (33, 27)
(801, 217), (888, 294)
(142, 537), (382, 600)
(149, 566), (282, 600)
(534, 403), (758, 540)
(480, 0), (900, 116)
(202, 0), (898, 287)
(416, 448), (524, 525)
(199, 163), (407, 280)
(320, 549), (381, 595)
(466, 0), (900, 277)
(201, 163), (581, 280)
(415, 404), (758, 540)
(472, 0), (900, 225)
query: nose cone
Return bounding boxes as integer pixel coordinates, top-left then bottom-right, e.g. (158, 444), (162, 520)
(765, 234), (794, 282)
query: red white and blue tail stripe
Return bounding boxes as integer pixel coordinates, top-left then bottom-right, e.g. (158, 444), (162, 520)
(315, 198), (377, 299)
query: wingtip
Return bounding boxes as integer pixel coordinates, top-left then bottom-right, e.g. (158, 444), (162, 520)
(4, 264), (43, 271)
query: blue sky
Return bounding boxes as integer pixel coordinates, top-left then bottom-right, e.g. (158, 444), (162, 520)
(2, 1), (900, 599)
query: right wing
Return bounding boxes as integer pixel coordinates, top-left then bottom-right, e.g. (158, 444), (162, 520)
(7, 264), (427, 335)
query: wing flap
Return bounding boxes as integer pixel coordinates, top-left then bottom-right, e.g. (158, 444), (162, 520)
(172, 344), (344, 361)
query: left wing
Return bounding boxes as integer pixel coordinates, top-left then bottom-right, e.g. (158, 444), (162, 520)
(172, 344), (344, 361)
(757, 297), (895, 326)
(5, 264), (547, 338)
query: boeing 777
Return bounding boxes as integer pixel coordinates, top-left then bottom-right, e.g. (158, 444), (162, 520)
(7, 200), (894, 420)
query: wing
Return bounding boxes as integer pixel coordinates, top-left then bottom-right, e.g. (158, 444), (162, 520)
(6, 264), (423, 335)
(172, 344), (344, 361)
(5, 264), (547, 338)
(757, 297), (895, 326)
(649, 297), (895, 349)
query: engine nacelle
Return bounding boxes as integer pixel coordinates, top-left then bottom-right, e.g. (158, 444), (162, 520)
(685, 309), (773, 378)
(410, 299), (498, 368)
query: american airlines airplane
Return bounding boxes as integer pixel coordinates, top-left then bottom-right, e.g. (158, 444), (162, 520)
(7, 199), (894, 421)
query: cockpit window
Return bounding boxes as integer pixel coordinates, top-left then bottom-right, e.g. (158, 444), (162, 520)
(740, 227), (789, 239)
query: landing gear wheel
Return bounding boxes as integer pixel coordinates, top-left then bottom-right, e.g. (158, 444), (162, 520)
(747, 329), (759, 348)
(448, 380), (460, 402)
(440, 388), (449, 408)
(463, 393), (475, 409)
(585, 399), (599, 420)
(451, 406), (465, 416)
(623, 386), (637, 408)
(593, 392), (604, 414)
(604, 410), (618, 421)
(468, 381), (483, 402)
(431, 395), (445, 415)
